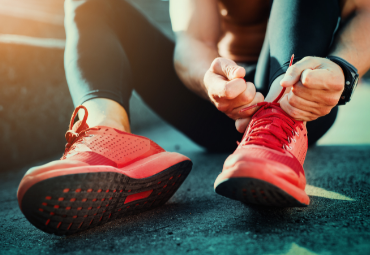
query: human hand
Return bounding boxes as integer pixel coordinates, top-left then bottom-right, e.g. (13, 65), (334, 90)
(204, 57), (264, 133)
(280, 56), (345, 121)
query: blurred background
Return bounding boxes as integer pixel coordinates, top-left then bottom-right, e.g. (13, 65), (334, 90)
(0, 0), (369, 171)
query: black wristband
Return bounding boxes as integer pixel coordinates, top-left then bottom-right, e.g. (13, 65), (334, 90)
(326, 56), (359, 105)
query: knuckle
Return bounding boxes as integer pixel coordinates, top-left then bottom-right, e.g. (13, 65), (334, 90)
(288, 66), (299, 75)
(324, 95), (339, 106)
(223, 83), (234, 99)
(332, 81), (344, 92)
(289, 109), (299, 118)
(321, 107), (331, 116)
(225, 65), (236, 77)
(288, 95), (298, 108)
(326, 75), (342, 89)
(301, 73), (312, 87)
(243, 92), (254, 103)
(292, 84), (303, 96)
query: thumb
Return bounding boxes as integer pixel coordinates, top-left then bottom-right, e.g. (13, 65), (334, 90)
(280, 57), (319, 87)
(210, 57), (246, 81)
(280, 65), (301, 88)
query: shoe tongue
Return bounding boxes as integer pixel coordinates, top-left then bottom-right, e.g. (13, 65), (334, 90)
(71, 120), (89, 133)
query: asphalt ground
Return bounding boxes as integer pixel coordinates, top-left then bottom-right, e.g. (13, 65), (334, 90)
(1, 122), (370, 255)
(1, 0), (370, 254)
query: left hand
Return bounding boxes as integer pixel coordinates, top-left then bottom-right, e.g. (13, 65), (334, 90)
(280, 56), (345, 122)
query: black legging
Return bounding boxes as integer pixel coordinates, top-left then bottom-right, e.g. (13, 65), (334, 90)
(64, 0), (340, 152)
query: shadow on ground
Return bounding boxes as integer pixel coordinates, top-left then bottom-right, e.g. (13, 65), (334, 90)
(1, 145), (369, 255)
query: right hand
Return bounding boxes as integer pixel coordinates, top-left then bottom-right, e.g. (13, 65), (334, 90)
(204, 57), (264, 133)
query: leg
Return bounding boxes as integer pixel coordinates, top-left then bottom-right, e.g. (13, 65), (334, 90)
(113, 2), (242, 152)
(65, 0), (241, 152)
(18, 1), (194, 235)
(64, 0), (133, 132)
(255, 0), (341, 145)
(215, 0), (343, 207)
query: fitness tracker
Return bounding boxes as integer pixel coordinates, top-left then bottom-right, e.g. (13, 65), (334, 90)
(327, 56), (359, 105)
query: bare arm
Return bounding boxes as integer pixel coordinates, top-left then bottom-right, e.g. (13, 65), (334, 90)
(330, 0), (370, 76)
(279, 0), (370, 122)
(170, 0), (221, 100)
(170, 0), (264, 132)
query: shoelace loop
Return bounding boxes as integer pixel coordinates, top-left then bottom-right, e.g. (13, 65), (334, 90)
(237, 54), (302, 153)
(241, 103), (301, 153)
(64, 105), (99, 153)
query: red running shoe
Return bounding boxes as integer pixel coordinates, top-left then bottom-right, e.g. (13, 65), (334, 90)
(214, 87), (310, 207)
(17, 106), (192, 235)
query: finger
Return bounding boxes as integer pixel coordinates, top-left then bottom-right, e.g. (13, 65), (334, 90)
(286, 91), (323, 116)
(228, 92), (264, 120)
(207, 72), (247, 100)
(210, 57), (246, 80)
(280, 56), (321, 87)
(235, 118), (251, 133)
(301, 68), (344, 91)
(280, 94), (319, 121)
(292, 81), (340, 106)
(223, 78), (248, 99)
(227, 82), (256, 109)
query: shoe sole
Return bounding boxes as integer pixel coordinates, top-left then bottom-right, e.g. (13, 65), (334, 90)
(20, 160), (192, 236)
(215, 177), (308, 207)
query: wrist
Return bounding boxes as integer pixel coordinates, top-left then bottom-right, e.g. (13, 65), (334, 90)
(326, 56), (359, 105)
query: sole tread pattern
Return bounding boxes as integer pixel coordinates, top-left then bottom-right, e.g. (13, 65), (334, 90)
(21, 160), (192, 235)
(215, 178), (307, 207)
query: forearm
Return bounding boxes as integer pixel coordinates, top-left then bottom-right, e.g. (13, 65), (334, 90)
(330, 9), (370, 76)
(174, 33), (219, 100)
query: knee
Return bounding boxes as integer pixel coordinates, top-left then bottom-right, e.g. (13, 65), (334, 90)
(64, 0), (118, 28)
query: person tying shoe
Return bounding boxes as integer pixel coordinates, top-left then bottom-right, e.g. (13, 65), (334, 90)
(17, 0), (370, 235)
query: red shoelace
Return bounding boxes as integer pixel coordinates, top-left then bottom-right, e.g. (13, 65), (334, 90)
(64, 105), (99, 155)
(238, 55), (302, 153)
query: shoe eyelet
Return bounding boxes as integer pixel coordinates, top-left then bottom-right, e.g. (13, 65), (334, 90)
(283, 144), (292, 150)
(288, 137), (291, 144)
(295, 131), (300, 136)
